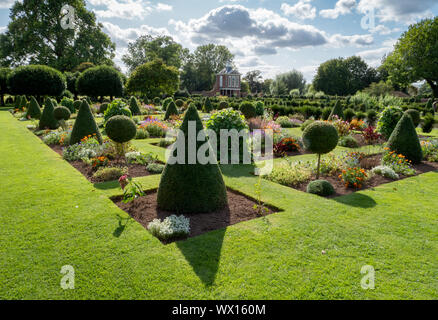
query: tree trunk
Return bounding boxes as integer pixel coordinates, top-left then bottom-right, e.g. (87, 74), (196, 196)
(316, 154), (321, 179)
(426, 79), (438, 99)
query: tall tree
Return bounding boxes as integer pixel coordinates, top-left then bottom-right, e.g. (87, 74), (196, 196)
(0, 0), (115, 71)
(181, 44), (234, 92)
(122, 35), (187, 73)
(243, 70), (263, 94)
(0, 67), (12, 106)
(384, 17), (438, 99)
(271, 70), (306, 95)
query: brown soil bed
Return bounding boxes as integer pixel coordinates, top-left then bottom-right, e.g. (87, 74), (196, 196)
(112, 189), (280, 243)
(49, 144), (155, 183)
(292, 154), (438, 198)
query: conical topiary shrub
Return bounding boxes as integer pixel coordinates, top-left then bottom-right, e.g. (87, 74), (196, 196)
(329, 100), (344, 120)
(129, 96), (141, 115)
(387, 113), (423, 164)
(26, 96), (42, 119)
(203, 97), (213, 113)
(164, 101), (178, 120)
(70, 100), (103, 145)
(39, 97), (59, 130)
(14, 95), (22, 108)
(157, 104), (228, 213)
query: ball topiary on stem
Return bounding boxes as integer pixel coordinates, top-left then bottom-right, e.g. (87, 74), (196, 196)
(53, 106), (71, 130)
(129, 96), (141, 115)
(38, 97), (59, 130)
(164, 101), (178, 120)
(157, 104), (228, 213)
(26, 96), (41, 119)
(387, 113), (423, 164)
(70, 100), (103, 145)
(303, 121), (339, 179)
(105, 115), (137, 157)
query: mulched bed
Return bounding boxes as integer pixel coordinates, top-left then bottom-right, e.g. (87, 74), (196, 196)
(48, 144), (155, 183)
(112, 189), (280, 243)
(292, 154), (438, 198)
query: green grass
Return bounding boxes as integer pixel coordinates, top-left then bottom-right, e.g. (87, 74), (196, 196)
(1, 110), (438, 299)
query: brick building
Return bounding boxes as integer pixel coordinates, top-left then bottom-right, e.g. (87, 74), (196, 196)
(209, 63), (241, 97)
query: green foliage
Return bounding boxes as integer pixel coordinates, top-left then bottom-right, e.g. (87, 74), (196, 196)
(126, 59), (179, 98)
(8, 65), (66, 97)
(26, 96), (41, 119)
(203, 97), (213, 113)
(162, 97), (173, 111)
(303, 121), (339, 154)
(129, 96), (141, 115)
(321, 107), (331, 120)
(371, 166), (399, 180)
(93, 167), (128, 182)
(105, 115), (137, 143)
(146, 163), (165, 174)
(0, 67), (11, 105)
(53, 106), (71, 121)
(387, 114), (423, 164)
(344, 108), (355, 121)
(164, 101), (178, 120)
(61, 97), (75, 113)
(73, 100), (82, 111)
(175, 99), (184, 108)
(377, 106), (403, 139)
(307, 180), (335, 197)
(404, 109), (421, 127)
(219, 101), (229, 110)
(135, 128), (150, 140)
(271, 70), (306, 95)
(276, 116), (294, 128)
(338, 135), (359, 148)
(366, 109), (378, 125)
(76, 65), (123, 99)
(422, 113), (435, 133)
(329, 100), (344, 119)
(255, 101), (264, 116)
(239, 101), (256, 119)
(266, 160), (312, 187)
(70, 100), (103, 145)
(301, 119), (315, 131)
(157, 105), (228, 213)
(38, 98), (59, 130)
(120, 177), (145, 204)
(104, 99), (132, 123)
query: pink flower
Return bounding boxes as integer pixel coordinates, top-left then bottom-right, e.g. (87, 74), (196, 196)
(119, 175), (128, 190)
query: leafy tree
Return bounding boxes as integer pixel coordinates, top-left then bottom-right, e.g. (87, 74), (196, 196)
(243, 70), (263, 93)
(64, 71), (80, 100)
(73, 62), (95, 73)
(262, 79), (273, 95)
(125, 59), (179, 98)
(384, 17), (438, 98)
(241, 81), (250, 95)
(271, 70), (306, 95)
(76, 65), (123, 101)
(0, 67), (11, 105)
(0, 0), (115, 71)
(122, 35), (187, 73)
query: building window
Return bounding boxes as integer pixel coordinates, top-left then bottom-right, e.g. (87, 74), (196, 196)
(220, 76), (223, 87)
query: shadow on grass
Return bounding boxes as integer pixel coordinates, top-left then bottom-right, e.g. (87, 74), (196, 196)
(176, 228), (226, 287)
(113, 214), (133, 238)
(333, 192), (377, 209)
(220, 163), (255, 177)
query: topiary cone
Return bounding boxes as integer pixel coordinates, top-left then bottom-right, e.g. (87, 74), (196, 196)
(129, 96), (141, 115)
(329, 100), (343, 120)
(387, 113), (423, 164)
(38, 97), (59, 130)
(164, 101), (178, 120)
(157, 104), (228, 213)
(70, 100), (103, 145)
(26, 96), (41, 120)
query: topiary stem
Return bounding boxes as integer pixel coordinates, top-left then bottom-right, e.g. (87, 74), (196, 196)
(316, 153), (321, 179)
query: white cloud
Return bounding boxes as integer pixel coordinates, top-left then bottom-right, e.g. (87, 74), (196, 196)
(281, 0), (317, 20)
(357, 0), (436, 24)
(156, 3), (173, 12)
(88, 0), (172, 20)
(329, 33), (374, 47)
(320, 0), (356, 19)
(356, 38), (397, 67)
(369, 25), (400, 35)
(0, 0), (15, 9)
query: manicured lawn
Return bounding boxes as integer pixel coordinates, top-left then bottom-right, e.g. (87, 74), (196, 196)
(1, 110), (437, 299)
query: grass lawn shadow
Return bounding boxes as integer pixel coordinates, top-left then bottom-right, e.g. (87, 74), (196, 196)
(113, 214), (133, 238)
(332, 192), (377, 209)
(220, 163), (255, 177)
(176, 228), (226, 287)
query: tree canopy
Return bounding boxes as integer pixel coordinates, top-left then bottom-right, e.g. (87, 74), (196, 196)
(0, 0), (115, 71)
(270, 70), (306, 96)
(383, 17), (438, 98)
(243, 70), (263, 94)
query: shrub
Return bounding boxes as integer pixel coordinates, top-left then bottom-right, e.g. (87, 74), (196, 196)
(147, 215), (190, 241)
(366, 109), (378, 125)
(307, 180), (335, 196)
(26, 96), (41, 119)
(175, 99), (184, 108)
(53, 106), (71, 121)
(321, 107), (331, 120)
(422, 113), (435, 133)
(105, 115), (137, 143)
(162, 97), (173, 111)
(405, 109), (421, 127)
(73, 100), (82, 111)
(276, 116), (293, 128)
(239, 101), (256, 119)
(129, 96), (141, 115)
(362, 126), (382, 145)
(338, 135), (359, 148)
(266, 160), (312, 187)
(302, 121), (339, 178)
(382, 149), (416, 176)
(99, 103), (109, 114)
(421, 140), (438, 162)
(38, 98), (59, 130)
(104, 99), (132, 123)
(219, 101), (229, 110)
(338, 167), (367, 189)
(139, 118), (168, 137)
(7, 65), (66, 98)
(203, 97), (213, 113)
(70, 100), (103, 145)
(157, 105), (228, 213)
(146, 163), (165, 174)
(76, 65), (123, 99)
(135, 128), (150, 140)
(376, 106), (403, 139)
(371, 166), (399, 180)
(387, 113), (423, 164)
(329, 100), (343, 119)
(92, 167), (128, 182)
(164, 101), (178, 120)
(300, 119), (315, 131)
(344, 108), (355, 121)
(61, 97), (75, 114)
(255, 101), (265, 116)
(355, 111), (366, 120)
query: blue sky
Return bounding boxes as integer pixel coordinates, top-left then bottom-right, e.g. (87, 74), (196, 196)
(1, 0), (437, 82)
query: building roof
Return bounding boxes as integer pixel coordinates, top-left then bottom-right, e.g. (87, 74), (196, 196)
(218, 64), (240, 75)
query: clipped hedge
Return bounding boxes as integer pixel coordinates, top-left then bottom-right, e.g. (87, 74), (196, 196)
(70, 100), (103, 145)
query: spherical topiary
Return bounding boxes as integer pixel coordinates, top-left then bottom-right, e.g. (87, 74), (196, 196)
(175, 99), (184, 108)
(329, 100), (344, 119)
(53, 106), (71, 121)
(129, 96), (141, 115)
(343, 108), (355, 121)
(70, 100), (103, 145)
(239, 101), (256, 119)
(404, 109), (421, 127)
(303, 121), (339, 154)
(164, 101), (178, 120)
(76, 65), (123, 99)
(307, 180), (335, 197)
(39, 97), (59, 130)
(387, 113), (423, 164)
(105, 115), (137, 143)
(255, 101), (265, 116)
(219, 101), (229, 110)
(26, 96), (41, 119)
(157, 105), (228, 213)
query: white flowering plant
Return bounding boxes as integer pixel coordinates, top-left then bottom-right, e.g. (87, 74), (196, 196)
(147, 215), (190, 241)
(371, 165), (399, 180)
